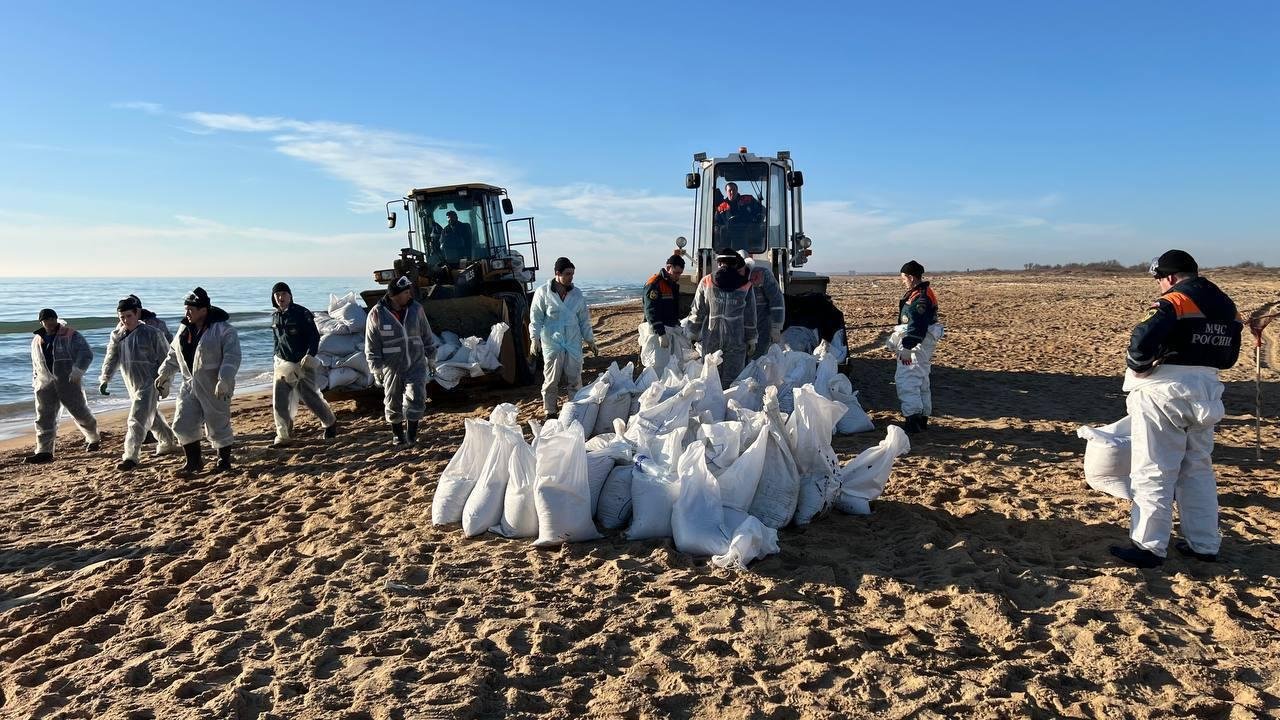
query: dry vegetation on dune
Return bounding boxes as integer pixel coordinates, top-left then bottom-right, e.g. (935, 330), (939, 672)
(1, 272), (1279, 719)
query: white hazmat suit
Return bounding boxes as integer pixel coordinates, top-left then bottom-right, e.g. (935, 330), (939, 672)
(530, 279), (595, 415)
(100, 322), (177, 462)
(158, 307), (242, 450)
(30, 322), (99, 455)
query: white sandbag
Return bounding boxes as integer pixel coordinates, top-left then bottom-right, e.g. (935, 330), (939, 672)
(336, 350), (370, 376)
(778, 351), (819, 414)
(494, 438), (539, 538)
(431, 418), (494, 525)
(314, 313), (348, 336)
(723, 377), (763, 416)
(434, 342), (462, 364)
(711, 515), (780, 570)
(593, 362), (636, 437)
(828, 375), (875, 434)
(560, 379), (609, 439)
(781, 326), (820, 354)
(626, 379), (704, 457)
(625, 428), (685, 540)
(328, 291), (367, 333)
(462, 423), (525, 537)
(639, 321), (696, 370)
(672, 443), (730, 556)
(835, 425), (911, 515)
(326, 366), (362, 390)
(748, 425), (801, 528)
(691, 350), (727, 420)
(1077, 416), (1133, 500)
(472, 322), (509, 372)
(318, 332), (362, 357)
(786, 385), (846, 525)
(630, 366), (658, 416)
(312, 361), (331, 391)
(533, 420), (601, 546)
(586, 450), (619, 513)
(698, 421), (743, 473)
(715, 417), (768, 513)
(597, 464), (634, 530)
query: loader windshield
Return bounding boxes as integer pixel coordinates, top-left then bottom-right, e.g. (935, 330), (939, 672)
(710, 162), (785, 254)
(418, 197), (491, 266)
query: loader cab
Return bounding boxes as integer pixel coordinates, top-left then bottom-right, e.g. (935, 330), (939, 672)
(681, 148), (814, 294)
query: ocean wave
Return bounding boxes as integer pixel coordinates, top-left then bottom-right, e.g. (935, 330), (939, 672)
(0, 310), (277, 336)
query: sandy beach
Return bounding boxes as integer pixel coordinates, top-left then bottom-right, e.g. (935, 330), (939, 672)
(1, 272), (1277, 719)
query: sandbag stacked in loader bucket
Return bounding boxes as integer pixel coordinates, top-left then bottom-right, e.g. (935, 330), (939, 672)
(784, 292), (848, 352)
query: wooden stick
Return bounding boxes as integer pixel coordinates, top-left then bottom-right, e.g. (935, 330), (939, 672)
(1258, 344), (1264, 462)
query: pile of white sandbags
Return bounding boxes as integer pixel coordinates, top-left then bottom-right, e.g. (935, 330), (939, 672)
(314, 292), (373, 391)
(429, 337), (910, 570)
(433, 322), (509, 389)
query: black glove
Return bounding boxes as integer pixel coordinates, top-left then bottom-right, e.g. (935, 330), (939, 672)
(901, 338), (919, 350)
(653, 322), (666, 337)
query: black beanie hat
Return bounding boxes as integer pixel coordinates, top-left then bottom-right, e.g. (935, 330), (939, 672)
(554, 257), (574, 273)
(900, 260), (925, 277)
(184, 286), (211, 308)
(388, 275), (414, 296)
(666, 254), (686, 269)
(271, 281), (292, 308)
(38, 308), (57, 321)
(1149, 249), (1198, 278)
(116, 296), (142, 313)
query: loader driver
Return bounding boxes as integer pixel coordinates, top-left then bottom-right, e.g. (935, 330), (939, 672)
(439, 210), (475, 263)
(715, 182), (764, 225)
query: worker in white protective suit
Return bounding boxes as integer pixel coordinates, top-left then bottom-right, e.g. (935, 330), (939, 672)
(270, 281), (337, 446)
(26, 308), (100, 464)
(1109, 250), (1242, 568)
(530, 257), (597, 416)
(126, 294), (179, 451)
(685, 251), (757, 387)
(98, 296), (178, 470)
(365, 275), (438, 447)
(157, 287), (242, 477)
(890, 260), (943, 433)
(744, 250), (785, 358)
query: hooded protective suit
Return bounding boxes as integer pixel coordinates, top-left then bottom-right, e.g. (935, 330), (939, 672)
(746, 257), (785, 359)
(158, 307), (242, 450)
(529, 279), (595, 414)
(365, 294), (437, 423)
(100, 321), (176, 461)
(30, 322), (99, 454)
(686, 271), (757, 387)
(136, 308), (177, 446)
(272, 298), (334, 441)
(1122, 275), (1240, 558)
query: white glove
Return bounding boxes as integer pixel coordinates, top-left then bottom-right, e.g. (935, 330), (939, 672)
(589, 340), (600, 357)
(300, 354), (321, 371)
(69, 367), (85, 384)
(155, 376), (172, 398)
(529, 337), (541, 357)
(214, 378), (234, 402)
(897, 347), (914, 366)
(770, 327), (783, 345)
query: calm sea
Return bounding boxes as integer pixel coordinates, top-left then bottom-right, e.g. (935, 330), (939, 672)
(0, 277), (640, 439)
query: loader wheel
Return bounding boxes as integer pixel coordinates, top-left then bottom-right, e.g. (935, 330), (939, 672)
(494, 290), (536, 385)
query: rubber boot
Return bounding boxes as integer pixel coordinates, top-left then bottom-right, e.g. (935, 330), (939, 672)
(24, 452), (54, 464)
(116, 458), (139, 471)
(391, 422), (407, 446)
(323, 423), (338, 440)
(903, 414), (926, 434)
(176, 442), (203, 478)
(407, 420), (419, 448)
(214, 446), (233, 473)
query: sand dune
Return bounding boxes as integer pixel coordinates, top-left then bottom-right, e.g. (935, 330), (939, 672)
(2, 272), (1278, 719)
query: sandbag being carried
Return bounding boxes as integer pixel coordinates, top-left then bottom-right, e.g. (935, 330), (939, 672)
(711, 515), (780, 570)
(672, 442), (730, 556)
(1076, 416), (1132, 500)
(431, 418), (495, 525)
(835, 424), (910, 515)
(533, 420), (601, 546)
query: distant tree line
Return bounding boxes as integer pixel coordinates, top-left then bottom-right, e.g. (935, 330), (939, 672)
(1021, 259), (1269, 272)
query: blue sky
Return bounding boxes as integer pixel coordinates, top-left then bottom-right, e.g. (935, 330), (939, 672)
(1, 1), (1276, 280)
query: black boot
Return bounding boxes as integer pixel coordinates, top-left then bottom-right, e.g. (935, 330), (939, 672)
(323, 422), (338, 440)
(116, 458), (139, 471)
(86, 440), (101, 452)
(176, 442), (203, 478)
(407, 420), (419, 448)
(24, 452), (54, 464)
(902, 414), (926, 434)
(390, 422), (407, 446)
(214, 446), (233, 473)
(1109, 544), (1164, 569)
